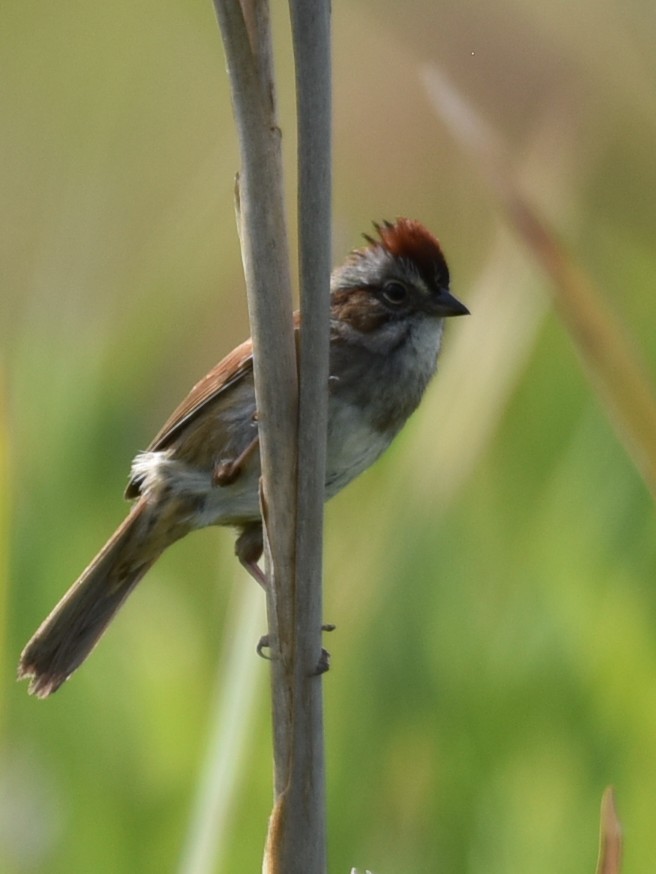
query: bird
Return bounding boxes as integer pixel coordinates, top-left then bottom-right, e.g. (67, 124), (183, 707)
(18, 217), (469, 697)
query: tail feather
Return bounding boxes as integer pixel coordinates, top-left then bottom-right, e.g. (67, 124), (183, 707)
(19, 500), (163, 698)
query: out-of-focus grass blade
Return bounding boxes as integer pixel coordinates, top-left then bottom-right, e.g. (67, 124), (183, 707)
(178, 572), (265, 874)
(596, 787), (623, 874)
(422, 64), (656, 501)
(0, 367), (8, 735)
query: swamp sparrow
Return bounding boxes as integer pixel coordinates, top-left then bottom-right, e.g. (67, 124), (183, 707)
(19, 218), (468, 697)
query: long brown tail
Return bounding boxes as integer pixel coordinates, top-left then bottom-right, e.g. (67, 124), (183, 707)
(19, 499), (168, 698)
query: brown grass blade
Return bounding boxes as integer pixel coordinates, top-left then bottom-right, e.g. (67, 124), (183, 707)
(596, 787), (623, 874)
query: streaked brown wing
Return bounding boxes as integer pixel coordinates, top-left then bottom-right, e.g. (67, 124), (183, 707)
(146, 336), (255, 452)
(125, 313), (304, 499)
(124, 337), (255, 499)
(147, 308), (304, 451)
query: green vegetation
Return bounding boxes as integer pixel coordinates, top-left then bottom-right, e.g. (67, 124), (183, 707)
(3, 1), (655, 871)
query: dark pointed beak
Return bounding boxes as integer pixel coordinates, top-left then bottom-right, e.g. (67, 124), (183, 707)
(434, 288), (470, 317)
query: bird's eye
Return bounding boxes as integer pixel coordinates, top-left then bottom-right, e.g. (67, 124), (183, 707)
(381, 281), (408, 306)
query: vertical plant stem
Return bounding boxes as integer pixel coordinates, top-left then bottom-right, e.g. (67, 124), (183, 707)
(274, 1), (332, 871)
(211, 0), (298, 863)
(212, 2), (331, 872)
(210, 1), (298, 557)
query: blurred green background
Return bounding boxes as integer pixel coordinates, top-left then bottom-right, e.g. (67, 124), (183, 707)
(3, 1), (656, 872)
